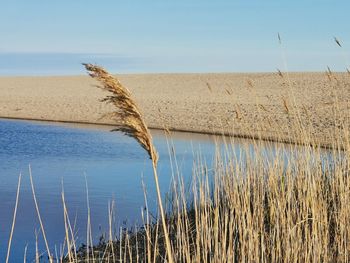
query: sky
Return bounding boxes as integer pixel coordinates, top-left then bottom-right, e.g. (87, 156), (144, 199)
(0, 0), (349, 74)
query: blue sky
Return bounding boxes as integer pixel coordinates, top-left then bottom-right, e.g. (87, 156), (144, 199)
(0, 0), (349, 74)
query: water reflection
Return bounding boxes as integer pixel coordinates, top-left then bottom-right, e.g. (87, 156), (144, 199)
(0, 118), (337, 262)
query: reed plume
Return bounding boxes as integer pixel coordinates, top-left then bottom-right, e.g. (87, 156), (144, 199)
(83, 63), (158, 165)
(334, 36), (342, 47)
(83, 63), (173, 262)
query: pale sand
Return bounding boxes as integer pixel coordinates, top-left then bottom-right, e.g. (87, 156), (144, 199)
(0, 73), (349, 146)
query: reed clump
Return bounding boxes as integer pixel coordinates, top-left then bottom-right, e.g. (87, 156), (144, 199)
(64, 137), (350, 262)
(64, 64), (349, 262)
(4, 63), (350, 262)
(61, 63), (350, 262)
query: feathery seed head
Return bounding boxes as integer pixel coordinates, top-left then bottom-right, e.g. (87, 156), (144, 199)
(83, 63), (159, 166)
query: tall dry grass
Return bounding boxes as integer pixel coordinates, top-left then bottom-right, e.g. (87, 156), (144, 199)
(83, 63), (173, 263)
(62, 131), (349, 262)
(3, 63), (350, 262)
(58, 64), (348, 262)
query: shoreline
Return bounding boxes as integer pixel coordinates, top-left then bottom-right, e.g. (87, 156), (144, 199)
(0, 73), (348, 149)
(0, 116), (336, 150)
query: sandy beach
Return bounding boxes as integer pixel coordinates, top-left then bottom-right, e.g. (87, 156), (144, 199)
(0, 73), (349, 146)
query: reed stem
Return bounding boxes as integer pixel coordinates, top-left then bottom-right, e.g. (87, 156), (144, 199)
(152, 159), (174, 263)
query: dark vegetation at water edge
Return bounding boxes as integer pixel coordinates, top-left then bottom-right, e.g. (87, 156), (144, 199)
(62, 148), (350, 262)
(60, 63), (350, 262)
(4, 55), (350, 262)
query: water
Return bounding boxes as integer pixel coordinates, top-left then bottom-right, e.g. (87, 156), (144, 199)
(0, 119), (335, 262)
(0, 119), (224, 262)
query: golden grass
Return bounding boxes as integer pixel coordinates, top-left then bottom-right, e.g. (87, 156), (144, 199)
(62, 63), (348, 262)
(83, 63), (173, 263)
(69, 63), (348, 262)
(3, 62), (350, 262)
(82, 63), (158, 165)
(59, 138), (348, 262)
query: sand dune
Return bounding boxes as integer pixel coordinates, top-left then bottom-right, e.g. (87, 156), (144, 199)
(0, 73), (349, 146)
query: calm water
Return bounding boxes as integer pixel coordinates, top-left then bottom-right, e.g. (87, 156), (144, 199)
(0, 119), (333, 262)
(0, 119), (226, 262)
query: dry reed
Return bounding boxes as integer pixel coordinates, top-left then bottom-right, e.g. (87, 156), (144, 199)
(83, 63), (158, 165)
(3, 58), (350, 262)
(83, 63), (173, 263)
(4, 82), (350, 263)
(29, 165), (53, 263)
(5, 174), (21, 263)
(206, 82), (213, 92)
(334, 36), (342, 47)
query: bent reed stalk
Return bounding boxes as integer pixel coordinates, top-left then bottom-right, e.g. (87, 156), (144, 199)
(3, 63), (349, 262)
(83, 63), (173, 263)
